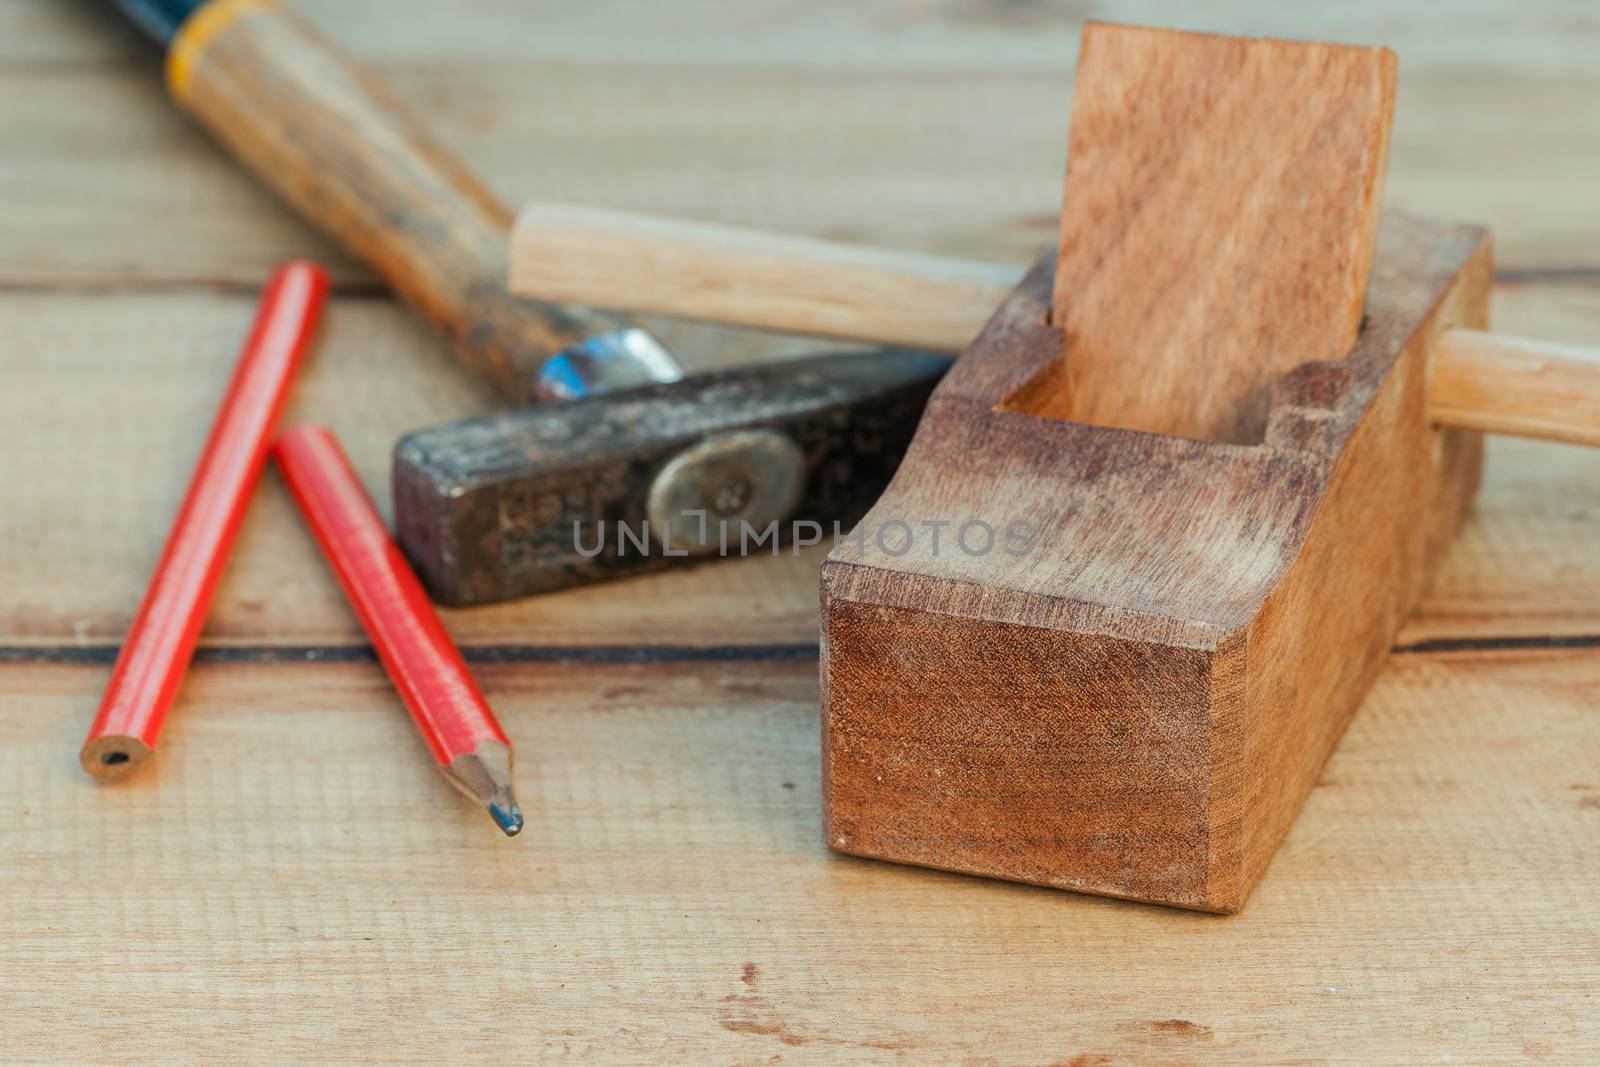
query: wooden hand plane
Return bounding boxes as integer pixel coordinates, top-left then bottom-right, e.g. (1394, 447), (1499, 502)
(509, 23), (1600, 911)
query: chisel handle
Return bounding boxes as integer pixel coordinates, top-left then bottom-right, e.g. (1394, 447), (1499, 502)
(167, 0), (630, 401)
(510, 203), (1600, 448)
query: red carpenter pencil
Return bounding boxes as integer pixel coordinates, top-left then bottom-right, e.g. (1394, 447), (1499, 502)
(271, 425), (522, 836)
(81, 261), (329, 781)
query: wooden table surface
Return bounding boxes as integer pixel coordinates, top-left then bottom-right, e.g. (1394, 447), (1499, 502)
(2, 2), (1596, 1062)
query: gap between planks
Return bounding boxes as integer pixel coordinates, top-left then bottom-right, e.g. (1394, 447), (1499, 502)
(3, 634), (1599, 667)
(1, 272), (1599, 298)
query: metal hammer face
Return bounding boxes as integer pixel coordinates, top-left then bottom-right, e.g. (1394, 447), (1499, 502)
(393, 350), (947, 606)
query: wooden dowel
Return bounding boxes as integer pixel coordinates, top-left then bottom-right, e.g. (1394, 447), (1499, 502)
(1429, 330), (1600, 447)
(510, 204), (1600, 448)
(512, 203), (1020, 352)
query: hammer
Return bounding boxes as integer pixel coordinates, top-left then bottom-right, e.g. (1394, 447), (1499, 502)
(112, 0), (948, 605)
(110, 0), (683, 400)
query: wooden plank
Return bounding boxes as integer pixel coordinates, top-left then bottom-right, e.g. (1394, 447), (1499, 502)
(0, 285), (1597, 649)
(1401, 435), (1600, 644)
(0, 62), (1067, 287)
(1, 33), (1598, 285)
(10, 0), (1600, 75)
(0, 652), (1593, 1062)
(0, 0), (1593, 1057)
(1046, 24), (1394, 443)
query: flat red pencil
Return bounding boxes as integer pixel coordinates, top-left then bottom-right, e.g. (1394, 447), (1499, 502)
(271, 424), (522, 836)
(82, 261), (329, 781)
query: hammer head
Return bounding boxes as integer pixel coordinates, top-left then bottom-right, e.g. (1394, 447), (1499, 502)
(393, 350), (947, 605)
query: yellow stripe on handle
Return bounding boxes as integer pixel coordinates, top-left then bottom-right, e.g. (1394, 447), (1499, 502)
(168, 1), (626, 401)
(510, 203), (1600, 448)
(166, 0), (272, 102)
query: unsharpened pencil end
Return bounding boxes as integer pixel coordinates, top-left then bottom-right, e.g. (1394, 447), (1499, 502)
(79, 734), (154, 782)
(489, 801), (524, 837)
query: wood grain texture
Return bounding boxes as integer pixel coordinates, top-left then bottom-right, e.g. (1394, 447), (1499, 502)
(1040, 23), (1395, 443)
(1430, 328), (1600, 446)
(511, 202), (1020, 350)
(5, 7), (1600, 289)
(12, 0), (1600, 73)
(823, 214), (1490, 911)
(0, 2), (1597, 1059)
(0, 654), (1596, 1063)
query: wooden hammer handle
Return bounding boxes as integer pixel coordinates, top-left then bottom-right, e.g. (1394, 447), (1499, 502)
(511, 203), (1600, 448)
(512, 203), (1020, 352)
(1430, 330), (1600, 448)
(170, 0), (627, 401)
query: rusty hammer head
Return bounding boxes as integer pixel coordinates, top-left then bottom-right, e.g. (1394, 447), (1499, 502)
(393, 348), (947, 605)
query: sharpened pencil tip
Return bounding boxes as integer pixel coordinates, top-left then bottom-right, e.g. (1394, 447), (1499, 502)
(489, 802), (524, 837)
(444, 746), (523, 839)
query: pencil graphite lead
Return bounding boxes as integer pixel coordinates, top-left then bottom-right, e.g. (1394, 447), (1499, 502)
(442, 746), (523, 839)
(489, 801), (524, 837)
